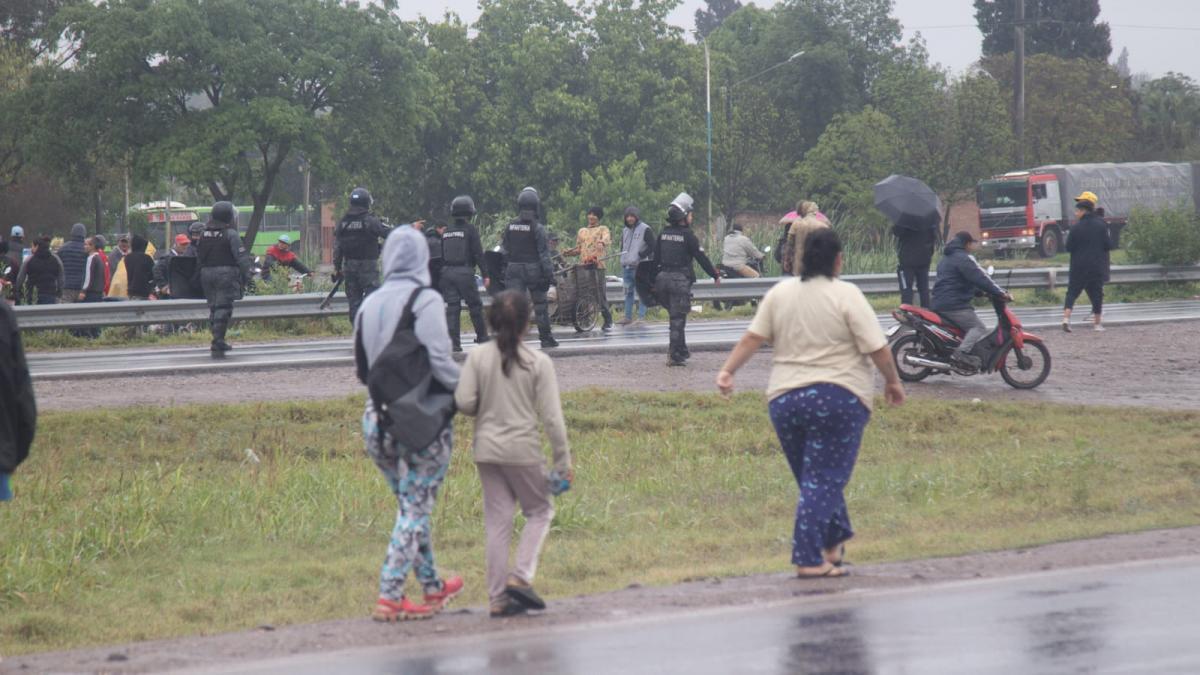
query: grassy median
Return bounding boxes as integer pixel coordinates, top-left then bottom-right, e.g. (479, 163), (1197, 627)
(2, 393), (1199, 655)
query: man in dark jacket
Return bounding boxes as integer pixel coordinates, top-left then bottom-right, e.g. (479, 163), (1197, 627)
(0, 300), (36, 501)
(1062, 191), (1113, 332)
(153, 234), (194, 297)
(58, 222), (88, 303)
(930, 232), (1012, 369)
(15, 236), (64, 305)
(124, 235), (157, 300)
(654, 193), (720, 367)
(893, 215), (937, 307)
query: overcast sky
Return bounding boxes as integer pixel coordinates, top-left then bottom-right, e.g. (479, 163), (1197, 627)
(393, 0), (1200, 81)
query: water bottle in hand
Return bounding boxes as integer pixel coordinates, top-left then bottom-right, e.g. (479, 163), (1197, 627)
(547, 469), (571, 496)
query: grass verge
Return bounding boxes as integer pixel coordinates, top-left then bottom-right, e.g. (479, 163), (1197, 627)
(2, 394), (1199, 655)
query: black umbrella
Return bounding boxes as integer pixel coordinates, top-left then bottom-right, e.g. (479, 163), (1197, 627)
(873, 174), (942, 231)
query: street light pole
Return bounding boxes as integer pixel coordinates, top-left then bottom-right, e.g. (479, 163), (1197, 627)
(704, 39), (713, 243)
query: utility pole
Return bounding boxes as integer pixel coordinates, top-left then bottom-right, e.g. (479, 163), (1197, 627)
(1014, 0), (1026, 167)
(302, 161), (312, 260)
(704, 39), (713, 243)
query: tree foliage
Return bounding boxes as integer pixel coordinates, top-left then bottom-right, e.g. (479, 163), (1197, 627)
(984, 52), (1133, 165)
(547, 152), (681, 248)
(1132, 73), (1200, 161)
(694, 0), (742, 40)
(975, 0), (1111, 61)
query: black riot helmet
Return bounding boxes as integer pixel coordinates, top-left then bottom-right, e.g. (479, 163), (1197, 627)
(349, 187), (372, 209)
(450, 195), (476, 218)
(212, 201), (238, 226)
(517, 187), (540, 221)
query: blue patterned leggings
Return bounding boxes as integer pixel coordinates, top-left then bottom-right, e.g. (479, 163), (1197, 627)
(363, 402), (452, 601)
(768, 383), (871, 567)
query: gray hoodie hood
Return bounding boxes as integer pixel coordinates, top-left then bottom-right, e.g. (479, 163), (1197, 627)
(355, 225), (458, 390)
(69, 223), (86, 241)
(381, 224), (431, 287)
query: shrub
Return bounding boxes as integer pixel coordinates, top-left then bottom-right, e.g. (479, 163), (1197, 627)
(1125, 203), (1200, 266)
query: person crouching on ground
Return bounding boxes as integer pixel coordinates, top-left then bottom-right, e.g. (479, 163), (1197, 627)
(454, 290), (573, 618)
(716, 228), (905, 578)
(355, 225), (464, 621)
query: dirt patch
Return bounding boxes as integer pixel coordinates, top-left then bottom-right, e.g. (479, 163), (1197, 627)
(8, 527), (1200, 673)
(33, 322), (1200, 412)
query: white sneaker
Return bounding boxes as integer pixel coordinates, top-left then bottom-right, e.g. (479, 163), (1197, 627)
(1093, 324), (1105, 332)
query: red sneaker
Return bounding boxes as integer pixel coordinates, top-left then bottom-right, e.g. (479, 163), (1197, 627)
(423, 575), (464, 611)
(372, 597), (436, 622)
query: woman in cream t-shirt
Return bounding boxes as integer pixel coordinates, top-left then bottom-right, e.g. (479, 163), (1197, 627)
(717, 228), (905, 578)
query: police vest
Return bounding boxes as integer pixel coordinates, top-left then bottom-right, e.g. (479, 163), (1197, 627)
(657, 229), (691, 269)
(505, 221), (539, 263)
(441, 227), (469, 266)
(337, 216), (380, 260)
(197, 228), (238, 267)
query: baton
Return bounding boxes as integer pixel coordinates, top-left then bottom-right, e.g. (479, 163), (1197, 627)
(319, 278), (343, 310)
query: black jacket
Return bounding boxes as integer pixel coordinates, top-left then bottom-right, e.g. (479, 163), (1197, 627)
(125, 252), (157, 298)
(893, 223), (936, 268)
(1066, 212), (1113, 284)
(0, 302), (36, 475)
(17, 249), (64, 304)
(654, 225), (719, 283)
(931, 239), (1006, 312)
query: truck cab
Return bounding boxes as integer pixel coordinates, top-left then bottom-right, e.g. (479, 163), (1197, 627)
(977, 172), (1065, 257)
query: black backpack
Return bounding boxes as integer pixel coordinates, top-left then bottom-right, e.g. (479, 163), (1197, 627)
(355, 287), (455, 451)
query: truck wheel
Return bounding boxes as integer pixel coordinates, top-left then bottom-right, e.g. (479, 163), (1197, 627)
(1037, 228), (1061, 258)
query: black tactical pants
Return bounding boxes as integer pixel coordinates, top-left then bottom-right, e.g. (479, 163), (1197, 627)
(343, 258), (379, 323)
(655, 271), (692, 363)
(200, 266), (243, 345)
(504, 262), (553, 340)
(440, 266), (488, 348)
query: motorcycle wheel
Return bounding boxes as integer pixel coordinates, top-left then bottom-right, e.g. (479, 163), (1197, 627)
(573, 296), (598, 332)
(891, 333), (934, 382)
(999, 340), (1051, 389)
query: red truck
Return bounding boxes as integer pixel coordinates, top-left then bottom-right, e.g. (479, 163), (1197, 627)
(975, 162), (1199, 257)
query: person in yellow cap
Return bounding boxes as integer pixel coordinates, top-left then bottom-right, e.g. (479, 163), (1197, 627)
(1062, 191), (1112, 332)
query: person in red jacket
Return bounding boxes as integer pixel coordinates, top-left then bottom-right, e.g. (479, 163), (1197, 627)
(261, 234), (312, 281)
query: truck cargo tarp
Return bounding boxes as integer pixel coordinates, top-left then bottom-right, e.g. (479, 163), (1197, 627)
(1034, 162), (1198, 224)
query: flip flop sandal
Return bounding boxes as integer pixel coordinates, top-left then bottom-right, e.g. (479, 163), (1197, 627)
(796, 564), (850, 579)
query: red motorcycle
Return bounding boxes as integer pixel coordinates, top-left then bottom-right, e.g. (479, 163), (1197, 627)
(888, 295), (1051, 389)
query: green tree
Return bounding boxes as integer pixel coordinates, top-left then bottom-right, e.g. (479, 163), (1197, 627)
(1133, 73), (1200, 161)
(694, 0), (742, 40)
(792, 106), (904, 240)
(53, 0), (423, 248)
(975, 0), (1111, 61)
(547, 152), (681, 248)
(0, 45), (32, 189)
(1, 0), (80, 55)
(983, 53), (1133, 165)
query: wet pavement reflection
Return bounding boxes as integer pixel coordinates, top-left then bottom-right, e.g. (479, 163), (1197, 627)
(221, 557), (1200, 675)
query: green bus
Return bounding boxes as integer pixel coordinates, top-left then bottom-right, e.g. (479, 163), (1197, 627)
(188, 205), (305, 255)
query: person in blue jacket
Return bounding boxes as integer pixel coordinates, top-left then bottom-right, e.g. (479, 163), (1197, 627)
(930, 231), (1013, 369)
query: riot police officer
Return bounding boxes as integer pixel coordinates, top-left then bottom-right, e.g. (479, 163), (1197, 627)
(654, 193), (719, 366)
(501, 187), (557, 348)
(441, 196), (490, 352)
(333, 187), (391, 322)
(196, 201), (252, 358)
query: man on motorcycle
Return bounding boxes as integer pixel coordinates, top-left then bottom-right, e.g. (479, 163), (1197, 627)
(930, 232), (1013, 369)
(721, 224), (765, 278)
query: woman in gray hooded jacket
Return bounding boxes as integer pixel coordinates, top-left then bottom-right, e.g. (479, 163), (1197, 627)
(354, 225), (464, 622)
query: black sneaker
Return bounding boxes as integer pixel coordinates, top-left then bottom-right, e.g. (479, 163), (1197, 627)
(951, 352), (981, 369)
(452, 344), (463, 353)
(505, 579), (546, 611)
(474, 335), (491, 344)
(214, 340), (233, 352)
(540, 336), (559, 348)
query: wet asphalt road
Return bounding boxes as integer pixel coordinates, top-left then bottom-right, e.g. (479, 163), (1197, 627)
(26, 299), (1200, 380)
(204, 557), (1200, 675)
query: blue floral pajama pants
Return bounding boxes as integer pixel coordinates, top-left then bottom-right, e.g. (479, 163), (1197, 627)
(768, 383), (871, 567)
(363, 402), (452, 602)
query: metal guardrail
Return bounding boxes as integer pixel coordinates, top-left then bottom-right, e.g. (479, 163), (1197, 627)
(12, 264), (1200, 330)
